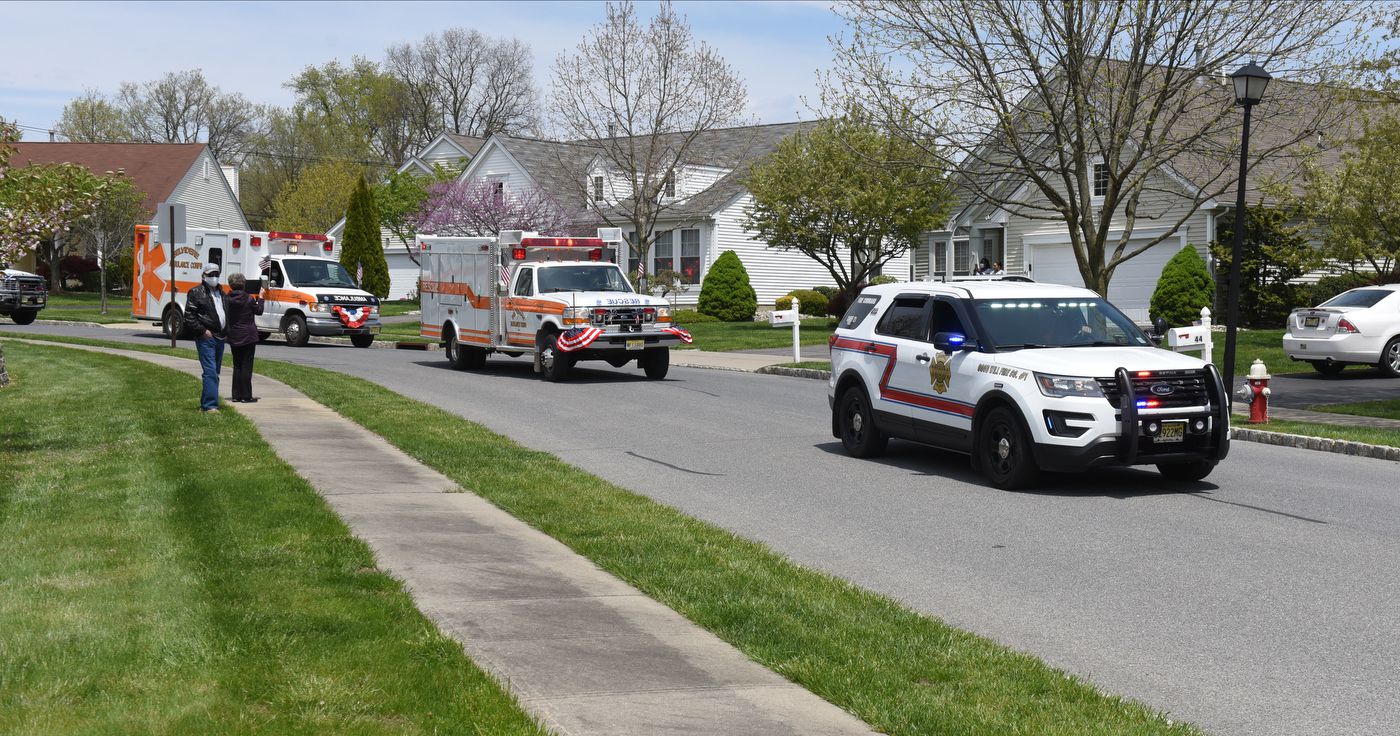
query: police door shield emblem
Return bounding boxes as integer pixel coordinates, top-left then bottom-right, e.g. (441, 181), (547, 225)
(929, 352), (953, 394)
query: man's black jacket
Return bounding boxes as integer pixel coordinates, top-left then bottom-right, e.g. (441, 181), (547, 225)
(184, 282), (227, 337)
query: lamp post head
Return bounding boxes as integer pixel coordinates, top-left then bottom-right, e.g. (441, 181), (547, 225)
(1231, 62), (1272, 106)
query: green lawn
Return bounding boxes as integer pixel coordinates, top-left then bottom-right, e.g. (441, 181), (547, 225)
(28, 291), (138, 324)
(679, 317), (837, 351)
(1308, 398), (1400, 421)
(0, 341), (543, 735)
(376, 320), (432, 343)
(378, 300), (420, 317)
(2, 332), (1201, 736)
(1232, 414), (1400, 449)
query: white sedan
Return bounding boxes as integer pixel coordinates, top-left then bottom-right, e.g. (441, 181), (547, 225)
(1283, 284), (1400, 377)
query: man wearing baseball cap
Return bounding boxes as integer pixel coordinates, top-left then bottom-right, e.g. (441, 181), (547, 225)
(185, 263), (229, 413)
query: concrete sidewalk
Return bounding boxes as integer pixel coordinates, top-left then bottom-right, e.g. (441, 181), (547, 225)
(16, 339), (874, 736)
(671, 349), (792, 372)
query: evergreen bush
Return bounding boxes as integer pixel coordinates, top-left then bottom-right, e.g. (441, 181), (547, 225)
(1306, 272), (1376, 306)
(340, 176), (391, 298)
(869, 274), (899, 286)
(672, 309), (718, 324)
(1149, 246), (1214, 327)
(774, 289), (828, 316)
(697, 251), (757, 321)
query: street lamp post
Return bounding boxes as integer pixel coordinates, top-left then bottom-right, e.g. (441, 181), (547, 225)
(1223, 62), (1272, 395)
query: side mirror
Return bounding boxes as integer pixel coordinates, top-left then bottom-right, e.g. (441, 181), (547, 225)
(933, 331), (972, 353)
(498, 279), (509, 294)
(1149, 315), (1169, 346)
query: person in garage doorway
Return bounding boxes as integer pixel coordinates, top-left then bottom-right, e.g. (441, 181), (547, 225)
(185, 263), (228, 413)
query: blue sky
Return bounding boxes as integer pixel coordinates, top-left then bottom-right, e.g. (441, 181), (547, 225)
(1, 1), (843, 141)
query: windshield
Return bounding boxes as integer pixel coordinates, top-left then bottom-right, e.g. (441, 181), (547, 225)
(1320, 289), (1391, 308)
(972, 298), (1151, 350)
(281, 258), (360, 289)
(536, 264), (633, 293)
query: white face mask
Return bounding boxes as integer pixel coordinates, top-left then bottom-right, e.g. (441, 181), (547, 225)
(204, 276), (219, 287)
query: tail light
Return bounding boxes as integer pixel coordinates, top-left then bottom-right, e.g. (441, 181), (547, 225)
(511, 248), (527, 260)
(588, 248), (602, 261)
(251, 236), (262, 248)
(323, 241), (334, 253)
(1338, 318), (1359, 334)
(232, 238), (241, 249)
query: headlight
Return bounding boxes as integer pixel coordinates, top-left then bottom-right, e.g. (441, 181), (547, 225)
(310, 302), (328, 312)
(655, 306), (671, 320)
(565, 307), (591, 321)
(1035, 373), (1104, 398)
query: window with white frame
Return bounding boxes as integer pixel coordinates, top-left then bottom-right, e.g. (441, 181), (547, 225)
(634, 228), (701, 284)
(933, 238), (948, 276)
(954, 238), (972, 275)
(1093, 162), (1109, 198)
(592, 175), (604, 202)
(491, 180), (505, 206)
(662, 171), (676, 199)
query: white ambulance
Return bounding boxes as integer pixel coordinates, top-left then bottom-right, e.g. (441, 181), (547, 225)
(419, 229), (692, 381)
(131, 224), (382, 347)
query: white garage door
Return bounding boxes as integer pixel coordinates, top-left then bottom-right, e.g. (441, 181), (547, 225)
(1029, 240), (1184, 322)
(385, 251), (420, 301)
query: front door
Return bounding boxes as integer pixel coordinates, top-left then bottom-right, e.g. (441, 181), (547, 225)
(881, 296), (978, 448)
(257, 261), (286, 331)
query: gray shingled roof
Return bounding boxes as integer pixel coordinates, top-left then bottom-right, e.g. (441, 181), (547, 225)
(494, 121), (819, 220)
(444, 133), (488, 157)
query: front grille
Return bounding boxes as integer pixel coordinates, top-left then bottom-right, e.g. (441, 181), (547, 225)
(1097, 369), (1210, 409)
(591, 307), (654, 327)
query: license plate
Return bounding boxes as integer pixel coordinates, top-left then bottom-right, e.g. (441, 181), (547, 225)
(1303, 316), (1321, 328)
(1156, 422), (1185, 443)
(626, 339), (643, 351)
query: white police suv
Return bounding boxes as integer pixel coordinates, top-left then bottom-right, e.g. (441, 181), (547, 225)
(828, 280), (1230, 488)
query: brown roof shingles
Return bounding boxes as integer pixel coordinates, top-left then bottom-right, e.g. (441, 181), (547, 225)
(6, 142), (207, 215)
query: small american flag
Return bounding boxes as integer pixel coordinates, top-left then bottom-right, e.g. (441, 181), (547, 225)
(636, 259), (645, 278)
(555, 327), (603, 352)
(258, 255), (271, 272)
(661, 326), (693, 344)
(499, 263), (511, 285)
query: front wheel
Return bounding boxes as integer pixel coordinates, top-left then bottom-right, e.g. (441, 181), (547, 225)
(9, 310), (37, 325)
(837, 387), (887, 458)
(639, 347), (669, 379)
(1157, 460), (1215, 482)
(539, 333), (572, 382)
(350, 334), (374, 348)
(162, 307), (185, 339)
(1310, 360), (1345, 376)
(977, 406), (1039, 490)
(283, 314), (309, 347)
(1380, 336), (1400, 378)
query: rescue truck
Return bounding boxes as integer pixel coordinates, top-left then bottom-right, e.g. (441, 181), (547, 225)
(1, 266), (47, 324)
(131, 224), (382, 347)
(419, 229), (692, 381)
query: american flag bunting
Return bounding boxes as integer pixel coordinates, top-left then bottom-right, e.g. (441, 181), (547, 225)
(555, 327), (603, 352)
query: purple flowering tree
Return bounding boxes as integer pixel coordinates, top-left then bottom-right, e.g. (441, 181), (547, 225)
(411, 179), (579, 237)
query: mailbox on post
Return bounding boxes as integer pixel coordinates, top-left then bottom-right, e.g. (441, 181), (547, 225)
(771, 297), (801, 363)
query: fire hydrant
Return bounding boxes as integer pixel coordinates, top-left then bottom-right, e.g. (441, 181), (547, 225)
(1236, 359), (1272, 424)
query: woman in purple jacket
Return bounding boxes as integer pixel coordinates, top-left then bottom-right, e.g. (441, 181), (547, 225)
(224, 273), (265, 403)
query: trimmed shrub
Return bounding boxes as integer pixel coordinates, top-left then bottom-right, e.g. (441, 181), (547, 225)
(774, 289), (828, 316)
(1149, 246), (1214, 327)
(869, 274), (899, 286)
(811, 285), (837, 299)
(1306, 272), (1377, 307)
(672, 309), (718, 324)
(697, 250), (757, 322)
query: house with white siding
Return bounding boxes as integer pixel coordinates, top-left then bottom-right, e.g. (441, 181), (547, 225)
(7, 142), (246, 273)
(344, 122), (912, 304)
(911, 73), (1360, 322)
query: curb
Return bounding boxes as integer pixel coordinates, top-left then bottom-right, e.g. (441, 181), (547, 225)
(756, 365), (831, 380)
(1230, 427), (1400, 461)
(35, 319), (108, 328)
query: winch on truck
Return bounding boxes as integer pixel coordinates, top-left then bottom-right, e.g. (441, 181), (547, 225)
(131, 225), (382, 347)
(419, 229), (692, 381)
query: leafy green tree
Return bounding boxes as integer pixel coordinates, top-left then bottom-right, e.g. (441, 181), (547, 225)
(1149, 247), (1215, 328)
(268, 160), (364, 233)
(287, 57), (413, 165)
(744, 116), (952, 302)
(1297, 114), (1400, 282)
(55, 89), (131, 143)
(1211, 204), (1322, 328)
(340, 177), (390, 298)
(373, 166), (455, 265)
(696, 250), (756, 321)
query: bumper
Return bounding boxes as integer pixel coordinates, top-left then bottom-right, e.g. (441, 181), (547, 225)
(1283, 333), (1384, 365)
(0, 294), (46, 310)
(565, 331), (682, 358)
(306, 316), (381, 337)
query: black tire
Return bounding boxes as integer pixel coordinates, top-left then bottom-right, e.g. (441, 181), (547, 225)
(162, 307), (185, 339)
(539, 332), (572, 382)
(1157, 460), (1215, 482)
(837, 386), (887, 458)
(9, 310), (37, 325)
(639, 347), (669, 379)
(977, 406), (1039, 490)
(1380, 336), (1400, 378)
(1310, 360), (1345, 376)
(283, 313), (309, 347)
(350, 334), (374, 348)
(445, 328), (486, 370)
(257, 331), (271, 342)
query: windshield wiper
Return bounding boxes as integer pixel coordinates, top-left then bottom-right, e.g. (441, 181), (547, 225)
(997, 343), (1058, 350)
(544, 287), (582, 293)
(1069, 340), (1125, 347)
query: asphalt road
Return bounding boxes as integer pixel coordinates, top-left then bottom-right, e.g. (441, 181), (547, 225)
(11, 322), (1400, 736)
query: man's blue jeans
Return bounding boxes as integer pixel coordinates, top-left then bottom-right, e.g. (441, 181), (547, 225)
(196, 336), (225, 410)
